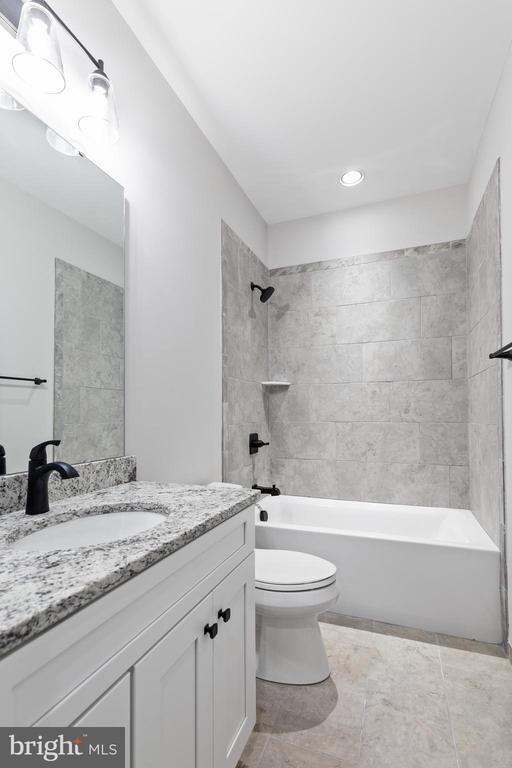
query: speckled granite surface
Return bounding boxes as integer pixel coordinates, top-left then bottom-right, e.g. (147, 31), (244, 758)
(0, 455), (136, 515)
(0, 481), (259, 657)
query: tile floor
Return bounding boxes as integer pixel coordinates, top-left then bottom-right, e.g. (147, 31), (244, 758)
(238, 616), (512, 768)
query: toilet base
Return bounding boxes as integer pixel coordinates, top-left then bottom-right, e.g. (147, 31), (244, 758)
(255, 582), (339, 685)
(256, 614), (330, 684)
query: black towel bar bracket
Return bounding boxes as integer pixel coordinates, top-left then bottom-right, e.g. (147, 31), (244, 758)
(0, 376), (47, 385)
(489, 342), (512, 361)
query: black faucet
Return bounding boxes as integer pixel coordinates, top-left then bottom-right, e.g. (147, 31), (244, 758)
(25, 440), (79, 515)
(0, 445), (5, 476)
(252, 483), (281, 496)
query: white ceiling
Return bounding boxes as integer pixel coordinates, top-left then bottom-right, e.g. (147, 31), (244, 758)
(115, 0), (512, 224)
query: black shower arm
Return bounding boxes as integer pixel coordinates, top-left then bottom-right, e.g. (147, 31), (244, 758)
(489, 341), (512, 361)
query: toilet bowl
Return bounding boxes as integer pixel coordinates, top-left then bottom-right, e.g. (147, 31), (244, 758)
(255, 549), (339, 685)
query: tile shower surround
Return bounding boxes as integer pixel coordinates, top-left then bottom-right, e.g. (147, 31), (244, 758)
(54, 259), (125, 465)
(267, 240), (469, 508)
(466, 162), (504, 548)
(222, 222), (270, 486)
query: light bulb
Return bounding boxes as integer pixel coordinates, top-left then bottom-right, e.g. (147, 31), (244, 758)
(46, 127), (79, 157)
(78, 69), (119, 146)
(12, 2), (65, 94)
(0, 88), (24, 111)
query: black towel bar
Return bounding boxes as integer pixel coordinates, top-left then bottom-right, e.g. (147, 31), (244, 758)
(0, 376), (47, 385)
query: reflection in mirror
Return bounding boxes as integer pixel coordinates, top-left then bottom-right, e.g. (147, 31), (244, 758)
(0, 105), (124, 474)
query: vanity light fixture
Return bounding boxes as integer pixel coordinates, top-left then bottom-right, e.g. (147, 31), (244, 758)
(339, 169), (365, 187)
(12, 1), (65, 94)
(0, 87), (24, 111)
(10, 1), (119, 145)
(46, 127), (79, 157)
(78, 64), (119, 146)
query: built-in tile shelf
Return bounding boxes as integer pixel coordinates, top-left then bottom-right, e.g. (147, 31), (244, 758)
(261, 381), (291, 387)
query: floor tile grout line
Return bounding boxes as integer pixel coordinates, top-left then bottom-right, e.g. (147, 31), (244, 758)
(357, 675), (371, 767)
(263, 734), (348, 766)
(438, 643), (461, 768)
(253, 732), (270, 768)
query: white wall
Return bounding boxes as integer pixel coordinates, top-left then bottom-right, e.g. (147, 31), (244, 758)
(0, 0), (267, 484)
(0, 176), (123, 473)
(468, 43), (512, 646)
(268, 185), (467, 269)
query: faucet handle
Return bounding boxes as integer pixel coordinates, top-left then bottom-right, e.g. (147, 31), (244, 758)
(29, 440), (61, 464)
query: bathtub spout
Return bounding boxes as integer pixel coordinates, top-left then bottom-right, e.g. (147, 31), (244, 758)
(253, 483), (281, 496)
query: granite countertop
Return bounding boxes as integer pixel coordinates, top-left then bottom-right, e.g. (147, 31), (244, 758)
(0, 481), (259, 658)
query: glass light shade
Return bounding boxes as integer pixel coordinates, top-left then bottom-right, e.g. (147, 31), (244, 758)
(12, 2), (65, 94)
(46, 127), (79, 157)
(0, 88), (24, 111)
(78, 70), (119, 146)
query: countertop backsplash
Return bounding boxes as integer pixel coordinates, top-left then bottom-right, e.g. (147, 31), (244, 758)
(0, 455), (136, 516)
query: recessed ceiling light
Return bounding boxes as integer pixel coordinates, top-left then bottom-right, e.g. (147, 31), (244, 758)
(339, 170), (364, 187)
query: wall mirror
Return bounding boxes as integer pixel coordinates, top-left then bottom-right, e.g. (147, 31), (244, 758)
(0, 103), (125, 475)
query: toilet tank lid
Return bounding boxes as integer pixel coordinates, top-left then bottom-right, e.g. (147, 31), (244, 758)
(255, 549), (336, 587)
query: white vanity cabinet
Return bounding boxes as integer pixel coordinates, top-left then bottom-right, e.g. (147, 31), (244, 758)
(133, 556), (254, 768)
(134, 594), (214, 768)
(0, 506), (256, 768)
(212, 557), (255, 768)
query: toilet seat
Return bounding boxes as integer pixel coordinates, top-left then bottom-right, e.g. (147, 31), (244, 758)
(255, 549), (337, 592)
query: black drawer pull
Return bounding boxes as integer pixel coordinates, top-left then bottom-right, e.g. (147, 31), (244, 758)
(218, 608), (231, 623)
(204, 622), (218, 639)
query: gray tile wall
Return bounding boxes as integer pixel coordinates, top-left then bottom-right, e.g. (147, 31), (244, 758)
(267, 241), (470, 508)
(222, 222), (270, 486)
(54, 259), (125, 464)
(467, 163), (504, 546)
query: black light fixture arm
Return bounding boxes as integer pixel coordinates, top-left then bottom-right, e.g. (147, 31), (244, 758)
(38, 0), (106, 74)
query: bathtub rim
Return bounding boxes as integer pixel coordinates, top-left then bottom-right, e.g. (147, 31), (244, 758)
(256, 495), (499, 553)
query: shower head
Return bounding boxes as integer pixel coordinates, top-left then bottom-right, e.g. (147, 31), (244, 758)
(251, 282), (275, 303)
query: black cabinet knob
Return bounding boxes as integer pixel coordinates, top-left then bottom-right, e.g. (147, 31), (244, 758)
(204, 622), (218, 639)
(218, 608), (231, 623)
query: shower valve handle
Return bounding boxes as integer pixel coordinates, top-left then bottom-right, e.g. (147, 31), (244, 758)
(249, 433), (269, 455)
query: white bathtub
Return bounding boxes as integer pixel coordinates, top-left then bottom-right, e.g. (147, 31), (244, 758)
(255, 495), (502, 643)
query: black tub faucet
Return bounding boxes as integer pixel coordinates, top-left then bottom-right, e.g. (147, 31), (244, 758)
(25, 440), (79, 515)
(252, 483), (281, 496)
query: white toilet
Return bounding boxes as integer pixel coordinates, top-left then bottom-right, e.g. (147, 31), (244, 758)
(255, 549), (339, 685)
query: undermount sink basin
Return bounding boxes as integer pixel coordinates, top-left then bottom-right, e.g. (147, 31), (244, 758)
(10, 511), (165, 552)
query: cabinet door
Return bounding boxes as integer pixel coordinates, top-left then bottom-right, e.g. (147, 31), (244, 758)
(133, 594), (214, 768)
(74, 674), (131, 766)
(213, 555), (256, 768)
